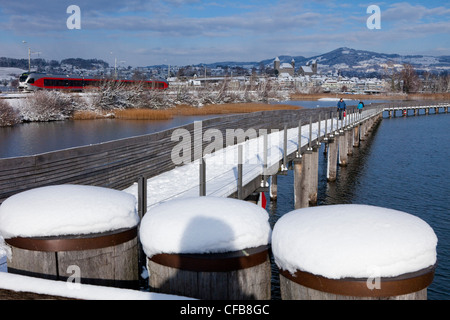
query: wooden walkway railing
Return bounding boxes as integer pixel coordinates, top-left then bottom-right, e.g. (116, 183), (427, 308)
(0, 101), (447, 205)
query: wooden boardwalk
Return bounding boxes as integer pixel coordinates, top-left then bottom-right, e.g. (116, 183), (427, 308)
(0, 101), (448, 209)
(0, 100), (448, 300)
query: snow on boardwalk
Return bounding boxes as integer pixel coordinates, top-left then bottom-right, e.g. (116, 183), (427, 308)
(0, 108), (379, 274)
(123, 109), (378, 210)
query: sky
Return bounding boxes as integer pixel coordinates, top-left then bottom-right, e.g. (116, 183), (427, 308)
(0, 0), (449, 67)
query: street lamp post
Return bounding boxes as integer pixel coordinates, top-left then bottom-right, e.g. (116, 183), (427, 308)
(22, 41), (41, 73)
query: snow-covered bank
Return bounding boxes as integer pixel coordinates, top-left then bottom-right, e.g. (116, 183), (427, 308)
(0, 81), (292, 126)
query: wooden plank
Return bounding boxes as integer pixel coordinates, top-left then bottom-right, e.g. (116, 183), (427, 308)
(0, 105), (386, 205)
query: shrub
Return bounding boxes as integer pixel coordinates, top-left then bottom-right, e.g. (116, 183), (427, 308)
(22, 91), (75, 122)
(0, 99), (20, 126)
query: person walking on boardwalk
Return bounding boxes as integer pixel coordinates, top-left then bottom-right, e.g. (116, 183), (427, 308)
(357, 100), (364, 114)
(337, 98), (346, 120)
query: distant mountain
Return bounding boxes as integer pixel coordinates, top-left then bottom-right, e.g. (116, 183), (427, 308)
(306, 47), (449, 75)
(162, 47), (450, 76)
(0, 57), (109, 71)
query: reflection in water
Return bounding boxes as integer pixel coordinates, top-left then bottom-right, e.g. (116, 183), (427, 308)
(0, 115), (218, 159)
(267, 114), (449, 300)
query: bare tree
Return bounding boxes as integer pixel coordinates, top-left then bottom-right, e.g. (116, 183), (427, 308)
(400, 64), (420, 93)
(0, 99), (20, 126)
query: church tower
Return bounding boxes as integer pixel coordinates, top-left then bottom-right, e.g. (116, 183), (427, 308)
(274, 57), (280, 73)
(312, 60), (317, 74)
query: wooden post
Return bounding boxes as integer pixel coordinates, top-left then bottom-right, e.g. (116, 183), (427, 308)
(237, 145), (243, 200)
(262, 131), (268, 188)
(281, 125), (288, 171)
(138, 176), (147, 220)
(353, 124), (360, 147)
(310, 147), (319, 206)
(299, 149), (312, 208)
(137, 175), (147, 287)
(338, 128), (348, 167)
(7, 228), (139, 289)
(293, 158), (303, 209)
(297, 119), (302, 158)
(326, 137), (337, 182)
(270, 174), (277, 201)
(308, 116), (313, 151)
(360, 121), (366, 141)
(347, 119), (354, 156)
(199, 157), (206, 196)
(317, 113), (321, 146)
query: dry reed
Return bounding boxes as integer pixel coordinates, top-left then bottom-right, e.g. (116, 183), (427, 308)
(72, 110), (112, 120)
(75, 103), (302, 121)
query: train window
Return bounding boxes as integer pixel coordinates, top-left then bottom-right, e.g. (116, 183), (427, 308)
(27, 78), (35, 84)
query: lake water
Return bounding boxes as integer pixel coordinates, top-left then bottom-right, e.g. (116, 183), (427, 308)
(0, 101), (448, 299)
(0, 115), (219, 159)
(266, 112), (449, 300)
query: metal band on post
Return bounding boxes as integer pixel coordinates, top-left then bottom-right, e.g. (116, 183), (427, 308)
(279, 264), (436, 298)
(149, 245), (269, 272)
(5, 227), (138, 252)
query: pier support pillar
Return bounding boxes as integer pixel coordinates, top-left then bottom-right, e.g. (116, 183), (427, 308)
(338, 130), (348, 167)
(293, 158), (303, 209)
(353, 125), (360, 147)
(347, 127), (354, 156)
(297, 147), (319, 208)
(310, 147), (319, 206)
(326, 137), (338, 182)
(360, 121), (367, 141)
(270, 175), (278, 201)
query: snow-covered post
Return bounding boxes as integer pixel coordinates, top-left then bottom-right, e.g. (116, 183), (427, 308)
(272, 205), (437, 300)
(140, 197), (272, 300)
(0, 185), (140, 289)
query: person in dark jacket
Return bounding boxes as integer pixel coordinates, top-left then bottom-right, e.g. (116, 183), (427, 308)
(337, 98), (346, 120)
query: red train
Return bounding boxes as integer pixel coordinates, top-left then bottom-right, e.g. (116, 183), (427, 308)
(19, 73), (169, 91)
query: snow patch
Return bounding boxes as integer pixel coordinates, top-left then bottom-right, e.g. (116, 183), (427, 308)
(272, 204), (437, 279)
(139, 197), (272, 258)
(0, 272), (193, 300)
(0, 185), (139, 239)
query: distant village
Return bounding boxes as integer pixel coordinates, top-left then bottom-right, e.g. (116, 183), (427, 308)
(1, 51), (448, 94)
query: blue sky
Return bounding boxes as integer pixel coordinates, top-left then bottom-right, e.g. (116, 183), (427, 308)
(0, 0), (449, 66)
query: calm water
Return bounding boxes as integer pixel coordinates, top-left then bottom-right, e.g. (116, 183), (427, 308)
(266, 112), (449, 300)
(0, 102), (448, 299)
(0, 115), (219, 159)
